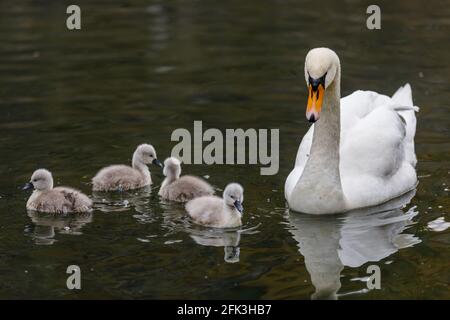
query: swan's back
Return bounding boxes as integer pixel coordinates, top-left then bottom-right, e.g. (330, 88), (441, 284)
(27, 187), (92, 213)
(92, 165), (149, 191)
(159, 175), (214, 202)
(186, 196), (227, 227)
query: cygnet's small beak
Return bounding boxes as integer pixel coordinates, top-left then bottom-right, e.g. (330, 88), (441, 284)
(234, 200), (244, 213)
(22, 182), (34, 191)
(152, 159), (163, 168)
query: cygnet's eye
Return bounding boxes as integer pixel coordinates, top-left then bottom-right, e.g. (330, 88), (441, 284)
(230, 195), (235, 199)
(33, 179), (38, 182)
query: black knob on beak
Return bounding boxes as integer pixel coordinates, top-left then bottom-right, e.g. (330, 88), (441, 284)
(308, 72), (327, 92)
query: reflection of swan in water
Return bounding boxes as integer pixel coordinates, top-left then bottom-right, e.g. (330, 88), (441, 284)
(26, 210), (93, 245)
(287, 190), (420, 299)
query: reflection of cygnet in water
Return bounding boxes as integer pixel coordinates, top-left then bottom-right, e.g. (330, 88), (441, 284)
(190, 230), (241, 263)
(92, 186), (152, 214)
(186, 183), (244, 228)
(159, 157), (214, 202)
(27, 210), (93, 245)
(287, 190), (420, 300)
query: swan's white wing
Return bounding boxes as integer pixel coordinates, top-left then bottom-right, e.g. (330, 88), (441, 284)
(340, 84), (417, 167)
(340, 85), (418, 208)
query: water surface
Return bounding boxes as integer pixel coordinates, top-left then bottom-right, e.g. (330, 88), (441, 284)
(0, 0), (449, 299)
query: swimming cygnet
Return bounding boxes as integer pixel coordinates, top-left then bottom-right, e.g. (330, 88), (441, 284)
(185, 183), (244, 228)
(159, 157), (214, 202)
(92, 144), (163, 192)
(23, 169), (92, 213)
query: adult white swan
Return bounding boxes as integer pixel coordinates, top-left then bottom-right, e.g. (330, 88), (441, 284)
(285, 48), (418, 214)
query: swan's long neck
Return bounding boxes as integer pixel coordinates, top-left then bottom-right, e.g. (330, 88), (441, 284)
(161, 171), (178, 190)
(223, 203), (243, 221)
(132, 153), (150, 180)
(309, 77), (341, 181)
(292, 70), (347, 214)
(28, 189), (43, 204)
(162, 176), (175, 185)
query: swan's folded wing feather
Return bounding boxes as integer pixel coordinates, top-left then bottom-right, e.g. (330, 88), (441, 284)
(341, 105), (407, 178)
(340, 86), (418, 170)
(340, 86), (418, 207)
(340, 90), (393, 138)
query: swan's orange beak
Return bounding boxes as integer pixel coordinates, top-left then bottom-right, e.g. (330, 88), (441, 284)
(306, 83), (324, 123)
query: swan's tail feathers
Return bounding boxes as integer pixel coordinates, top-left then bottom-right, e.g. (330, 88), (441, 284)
(392, 105), (420, 112)
(392, 83), (413, 107)
(391, 83), (418, 168)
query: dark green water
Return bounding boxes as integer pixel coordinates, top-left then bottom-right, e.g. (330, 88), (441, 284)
(0, 0), (449, 299)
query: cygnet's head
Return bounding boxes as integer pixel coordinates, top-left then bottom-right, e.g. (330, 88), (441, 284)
(304, 47), (340, 123)
(163, 157), (181, 179)
(133, 143), (163, 168)
(23, 169), (54, 191)
(223, 183), (244, 214)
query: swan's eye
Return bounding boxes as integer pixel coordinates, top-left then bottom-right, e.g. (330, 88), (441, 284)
(230, 195), (235, 199)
